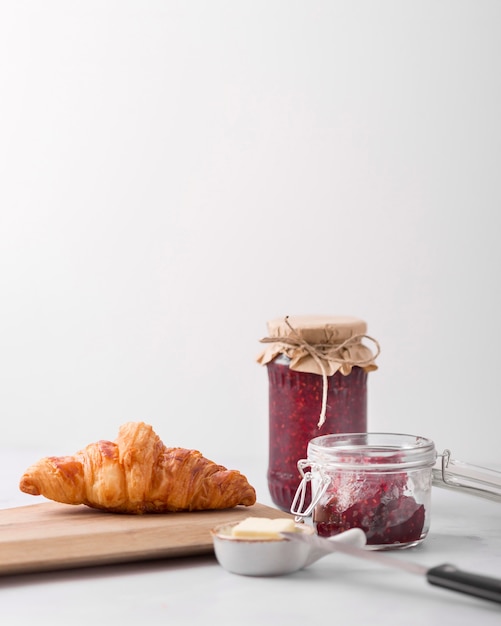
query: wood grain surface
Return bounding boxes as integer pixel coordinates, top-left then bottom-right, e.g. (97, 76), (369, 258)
(0, 501), (291, 576)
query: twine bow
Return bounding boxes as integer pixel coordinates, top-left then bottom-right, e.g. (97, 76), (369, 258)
(260, 316), (381, 428)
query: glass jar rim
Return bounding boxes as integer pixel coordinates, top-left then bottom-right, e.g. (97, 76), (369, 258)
(307, 432), (437, 471)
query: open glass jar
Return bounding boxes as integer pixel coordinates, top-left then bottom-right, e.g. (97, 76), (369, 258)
(292, 433), (437, 550)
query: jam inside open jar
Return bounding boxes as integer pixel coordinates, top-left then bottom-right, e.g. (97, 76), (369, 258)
(295, 433), (437, 550)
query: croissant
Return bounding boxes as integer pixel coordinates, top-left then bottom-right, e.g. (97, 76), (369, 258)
(19, 421), (257, 513)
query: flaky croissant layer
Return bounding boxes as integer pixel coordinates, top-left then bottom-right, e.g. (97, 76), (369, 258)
(19, 422), (257, 513)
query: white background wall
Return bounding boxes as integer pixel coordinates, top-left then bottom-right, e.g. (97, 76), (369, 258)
(1, 1), (500, 470)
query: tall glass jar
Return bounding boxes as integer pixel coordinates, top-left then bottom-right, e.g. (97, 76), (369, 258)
(293, 433), (437, 550)
(257, 315), (379, 512)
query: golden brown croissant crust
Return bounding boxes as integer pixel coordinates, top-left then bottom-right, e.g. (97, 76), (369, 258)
(19, 422), (257, 513)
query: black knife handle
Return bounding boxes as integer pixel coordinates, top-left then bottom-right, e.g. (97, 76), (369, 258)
(427, 563), (501, 604)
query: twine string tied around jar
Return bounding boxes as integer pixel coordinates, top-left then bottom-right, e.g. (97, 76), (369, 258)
(259, 316), (381, 427)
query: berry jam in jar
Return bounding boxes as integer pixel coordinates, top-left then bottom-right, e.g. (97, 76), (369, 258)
(257, 315), (379, 512)
(300, 433), (437, 549)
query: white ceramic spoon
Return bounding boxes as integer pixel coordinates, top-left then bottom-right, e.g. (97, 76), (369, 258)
(210, 522), (366, 577)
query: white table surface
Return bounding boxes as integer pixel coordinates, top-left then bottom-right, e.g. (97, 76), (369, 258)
(1, 447), (500, 626)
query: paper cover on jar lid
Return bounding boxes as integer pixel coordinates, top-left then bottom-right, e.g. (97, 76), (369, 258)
(256, 315), (380, 376)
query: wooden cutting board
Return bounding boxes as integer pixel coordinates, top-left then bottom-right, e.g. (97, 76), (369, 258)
(0, 501), (292, 576)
